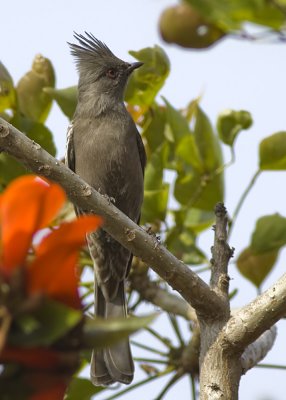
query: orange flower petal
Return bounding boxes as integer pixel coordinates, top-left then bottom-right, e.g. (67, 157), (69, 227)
(0, 175), (66, 274)
(27, 216), (102, 308)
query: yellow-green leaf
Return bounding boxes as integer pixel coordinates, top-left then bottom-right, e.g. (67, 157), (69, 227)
(65, 378), (104, 400)
(16, 54), (55, 123)
(142, 184), (169, 223)
(236, 246), (278, 288)
(125, 45), (170, 106)
(173, 208), (214, 234)
(142, 104), (166, 153)
(259, 131), (286, 170)
(0, 62), (16, 112)
(185, 0), (285, 31)
(165, 225), (207, 265)
(174, 169), (223, 210)
(83, 314), (156, 349)
(251, 214), (286, 253)
(0, 114), (56, 185)
(44, 86), (77, 120)
(217, 109), (252, 146)
(194, 106), (223, 171)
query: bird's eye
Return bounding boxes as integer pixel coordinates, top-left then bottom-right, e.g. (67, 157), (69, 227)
(106, 69), (117, 79)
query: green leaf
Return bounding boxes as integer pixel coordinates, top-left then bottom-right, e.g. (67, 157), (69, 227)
(9, 299), (81, 346)
(172, 208), (214, 234)
(251, 214), (286, 253)
(142, 104), (166, 152)
(236, 246), (278, 288)
(165, 225), (207, 265)
(141, 184), (169, 223)
(174, 106), (224, 210)
(13, 114), (56, 156)
(83, 314), (156, 349)
(125, 46), (170, 106)
(174, 170), (223, 210)
(144, 143), (169, 190)
(0, 61), (16, 112)
(217, 109), (253, 146)
(142, 143), (169, 223)
(0, 114), (57, 185)
(163, 97), (192, 141)
(186, 0), (285, 30)
(0, 154), (27, 186)
(194, 106), (223, 171)
(259, 131), (286, 170)
(16, 54), (55, 123)
(65, 378), (104, 400)
(176, 135), (203, 172)
(44, 86), (77, 119)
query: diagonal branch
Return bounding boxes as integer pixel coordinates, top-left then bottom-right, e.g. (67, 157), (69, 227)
(0, 118), (223, 319)
(223, 273), (286, 352)
(129, 261), (197, 321)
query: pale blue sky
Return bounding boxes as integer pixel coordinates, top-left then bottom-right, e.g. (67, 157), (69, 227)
(2, 1), (286, 398)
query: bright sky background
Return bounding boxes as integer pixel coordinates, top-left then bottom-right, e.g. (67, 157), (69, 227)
(2, 0), (286, 399)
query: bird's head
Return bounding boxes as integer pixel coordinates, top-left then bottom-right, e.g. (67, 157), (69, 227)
(68, 32), (142, 104)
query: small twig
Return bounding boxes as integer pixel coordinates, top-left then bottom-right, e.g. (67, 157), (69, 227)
(131, 340), (169, 357)
(130, 266), (197, 322)
(133, 357), (168, 365)
(103, 368), (173, 400)
(154, 370), (184, 400)
(191, 374), (198, 400)
(255, 363), (286, 370)
(145, 327), (173, 348)
(168, 314), (185, 346)
(210, 203), (233, 311)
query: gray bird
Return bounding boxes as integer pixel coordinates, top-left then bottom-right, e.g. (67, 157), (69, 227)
(66, 32), (146, 386)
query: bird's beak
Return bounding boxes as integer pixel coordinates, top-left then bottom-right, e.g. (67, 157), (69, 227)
(127, 61), (144, 74)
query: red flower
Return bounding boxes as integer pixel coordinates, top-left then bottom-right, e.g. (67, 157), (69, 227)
(0, 175), (102, 309)
(0, 175), (102, 400)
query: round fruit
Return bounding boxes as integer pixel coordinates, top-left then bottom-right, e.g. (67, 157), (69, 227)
(159, 3), (225, 49)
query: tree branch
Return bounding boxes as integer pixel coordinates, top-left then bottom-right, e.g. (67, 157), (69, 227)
(241, 326), (277, 374)
(223, 273), (286, 352)
(0, 118), (223, 318)
(210, 203), (233, 311)
(129, 260), (197, 321)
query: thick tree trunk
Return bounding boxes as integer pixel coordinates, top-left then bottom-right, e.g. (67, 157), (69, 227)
(199, 321), (242, 399)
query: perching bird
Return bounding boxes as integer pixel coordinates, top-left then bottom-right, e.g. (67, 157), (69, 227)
(66, 32), (146, 386)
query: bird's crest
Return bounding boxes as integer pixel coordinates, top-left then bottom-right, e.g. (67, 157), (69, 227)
(68, 32), (121, 70)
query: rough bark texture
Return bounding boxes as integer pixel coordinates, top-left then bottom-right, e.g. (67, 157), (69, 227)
(199, 204), (241, 399)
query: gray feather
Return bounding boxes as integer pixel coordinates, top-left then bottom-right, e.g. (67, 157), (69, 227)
(67, 32), (145, 386)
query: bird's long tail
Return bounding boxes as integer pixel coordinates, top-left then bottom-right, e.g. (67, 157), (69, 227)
(90, 281), (134, 386)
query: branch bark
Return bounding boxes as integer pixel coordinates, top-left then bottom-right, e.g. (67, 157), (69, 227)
(199, 205), (239, 400)
(241, 326), (277, 374)
(223, 274), (286, 352)
(129, 260), (197, 321)
(0, 118), (223, 319)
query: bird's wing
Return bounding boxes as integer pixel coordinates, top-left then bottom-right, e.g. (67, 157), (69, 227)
(65, 122), (75, 172)
(135, 129), (146, 176)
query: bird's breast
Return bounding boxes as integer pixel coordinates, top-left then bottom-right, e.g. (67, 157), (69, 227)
(73, 116), (144, 219)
